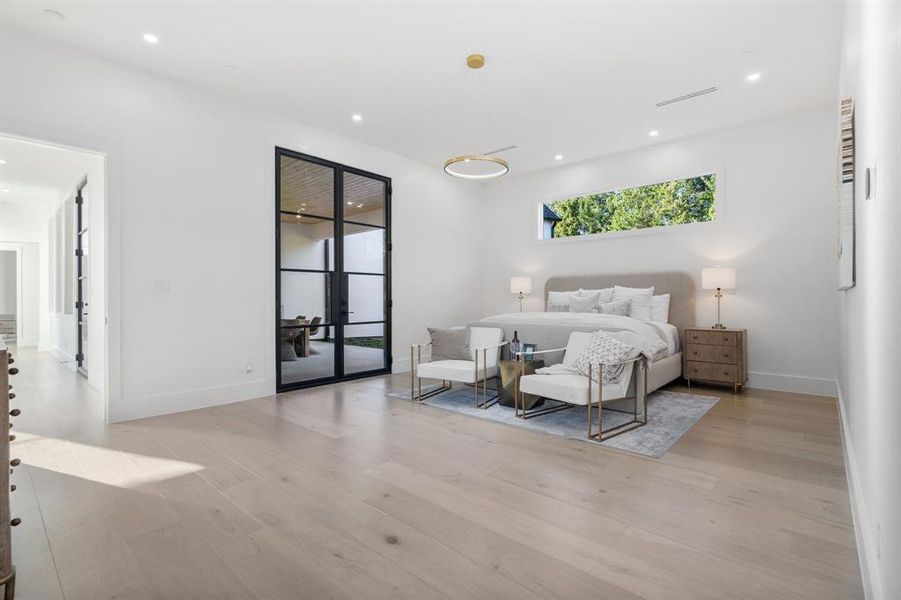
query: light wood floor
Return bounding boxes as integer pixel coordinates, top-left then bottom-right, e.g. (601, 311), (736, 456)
(9, 346), (862, 599)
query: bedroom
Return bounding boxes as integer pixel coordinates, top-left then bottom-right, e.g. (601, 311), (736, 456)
(0, 1), (897, 599)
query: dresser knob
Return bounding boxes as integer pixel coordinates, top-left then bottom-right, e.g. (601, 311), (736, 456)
(10, 518), (20, 527)
(9, 459), (20, 467)
(8, 393), (14, 400)
(8, 368), (18, 376)
(8, 435), (14, 442)
(9, 485), (15, 492)
(9, 409), (18, 417)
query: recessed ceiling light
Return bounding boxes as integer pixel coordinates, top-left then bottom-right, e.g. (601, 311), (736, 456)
(554, 154), (563, 161)
(142, 33), (159, 45)
(649, 130), (659, 137)
(44, 9), (65, 20)
(746, 72), (761, 82)
(351, 114), (363, 122)
(347, 201), (354, 205)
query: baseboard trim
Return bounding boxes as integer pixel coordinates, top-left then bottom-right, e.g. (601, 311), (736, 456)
(836, 380), (880, 600)
(746, 370), (837, 396)
(110, 377), (274, 423)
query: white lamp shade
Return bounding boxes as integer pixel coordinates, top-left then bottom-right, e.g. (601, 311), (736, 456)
(702, 267), (736, 290)
(510, 276), (533, 294)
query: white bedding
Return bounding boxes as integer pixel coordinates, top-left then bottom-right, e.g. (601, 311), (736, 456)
(479, 312), (678, 360)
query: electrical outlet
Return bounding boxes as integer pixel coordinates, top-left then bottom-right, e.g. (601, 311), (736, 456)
(245, 362), (254, 373)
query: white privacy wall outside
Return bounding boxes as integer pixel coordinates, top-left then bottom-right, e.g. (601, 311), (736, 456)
(0, 28), (485, 421)
(280, 217), (384, 338)
(479, 110), (840, 396)
(837, 2), (901, 598)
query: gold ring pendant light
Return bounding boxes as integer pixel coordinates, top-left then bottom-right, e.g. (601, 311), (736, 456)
(443, 54), (511, 180)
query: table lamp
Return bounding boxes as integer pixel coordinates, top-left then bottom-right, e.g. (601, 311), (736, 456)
(510, 276), (532, 312)
(701, 267), (736, 329)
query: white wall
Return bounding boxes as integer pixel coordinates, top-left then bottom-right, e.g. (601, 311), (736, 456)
(837, 2), (901, 598)
(0, 28), (484, 422)
(480, 110), (839, 396)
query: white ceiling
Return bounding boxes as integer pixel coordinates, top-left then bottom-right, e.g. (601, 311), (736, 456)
(0, 136), (100, 206)
(0, 1), (843, 176)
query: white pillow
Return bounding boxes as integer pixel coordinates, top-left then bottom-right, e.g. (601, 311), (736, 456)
(546, 290), (578, 312)
(612, 285), (654, 300)
(568, 292), (601, 313)
(622, 294), (652, 321)
(599, 299), (631, 316)
(650, 294), (671, 322)
(579, 287), (614, 304)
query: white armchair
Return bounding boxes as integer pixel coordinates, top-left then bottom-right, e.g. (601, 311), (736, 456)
(516, 331), (648, 441)
(411, 327), (506, 408)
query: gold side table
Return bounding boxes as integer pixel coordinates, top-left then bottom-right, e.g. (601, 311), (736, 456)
(498, 359), (545, 410)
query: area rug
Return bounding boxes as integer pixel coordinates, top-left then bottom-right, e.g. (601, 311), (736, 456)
(389, 385), (718, 458)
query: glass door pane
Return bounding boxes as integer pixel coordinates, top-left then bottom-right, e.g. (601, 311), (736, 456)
(341, 171), (388, 375)
(278, 153), (337, 385)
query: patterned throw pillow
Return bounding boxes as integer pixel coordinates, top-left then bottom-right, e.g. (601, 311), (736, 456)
(572, 330), (638, 383)
(568, 292), (601, 313)
(546, 290), (578, 312)
(599, 299), (631, 316)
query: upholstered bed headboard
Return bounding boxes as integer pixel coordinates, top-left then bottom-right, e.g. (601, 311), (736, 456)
(544, 272), (696, 334)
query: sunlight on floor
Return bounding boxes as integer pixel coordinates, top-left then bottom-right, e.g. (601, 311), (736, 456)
(15, 431), (205, 489)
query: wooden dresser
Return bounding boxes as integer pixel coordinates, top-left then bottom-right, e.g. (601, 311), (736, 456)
(683, 328), (747, 393)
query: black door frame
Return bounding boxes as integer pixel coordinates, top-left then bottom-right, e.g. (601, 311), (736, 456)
(75, 176), (88, 377)
(275, 147), (392, 392)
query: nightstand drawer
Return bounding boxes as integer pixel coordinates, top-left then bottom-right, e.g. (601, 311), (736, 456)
(685, 344), (738, 364)
(685, 330), (738, 346)
(685, 361), (739, 383)
(685, 361), (712, 380)
(707, 364), (739, 383)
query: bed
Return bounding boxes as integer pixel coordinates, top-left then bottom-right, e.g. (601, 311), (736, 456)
(470, 272), (695, 393)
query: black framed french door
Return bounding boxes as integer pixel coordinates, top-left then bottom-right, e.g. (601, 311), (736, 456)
(275, 147), (392, 392)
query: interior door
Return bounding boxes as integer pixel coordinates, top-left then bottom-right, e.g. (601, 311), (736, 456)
(276, 148), (391, 391)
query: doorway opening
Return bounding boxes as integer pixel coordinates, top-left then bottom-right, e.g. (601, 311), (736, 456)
(275, 147), (392, 392)
(0, 133), (107, 420)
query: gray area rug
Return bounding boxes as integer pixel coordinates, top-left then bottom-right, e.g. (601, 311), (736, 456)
(389, 384), (718, 458)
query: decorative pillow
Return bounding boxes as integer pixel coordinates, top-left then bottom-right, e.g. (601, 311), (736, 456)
(572, 330), (639, 384)
(650, 294), (671, 322)
(579, 287), (614, 304)
(427, 327), (470, 361)
(599, 299), (631, 316)
(616, 294), (652, 320)
(612, 285), (654, 300)
(546, 290), (579, 312)
(568, 291), (601, 313)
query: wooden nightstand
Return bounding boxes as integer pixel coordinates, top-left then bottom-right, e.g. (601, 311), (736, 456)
(683, 328), (748, 393)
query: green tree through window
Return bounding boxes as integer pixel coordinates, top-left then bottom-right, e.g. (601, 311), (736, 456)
(545, 174), (716, 239)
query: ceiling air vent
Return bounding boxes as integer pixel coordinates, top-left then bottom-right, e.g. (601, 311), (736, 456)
(656, 87), (718, 108)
